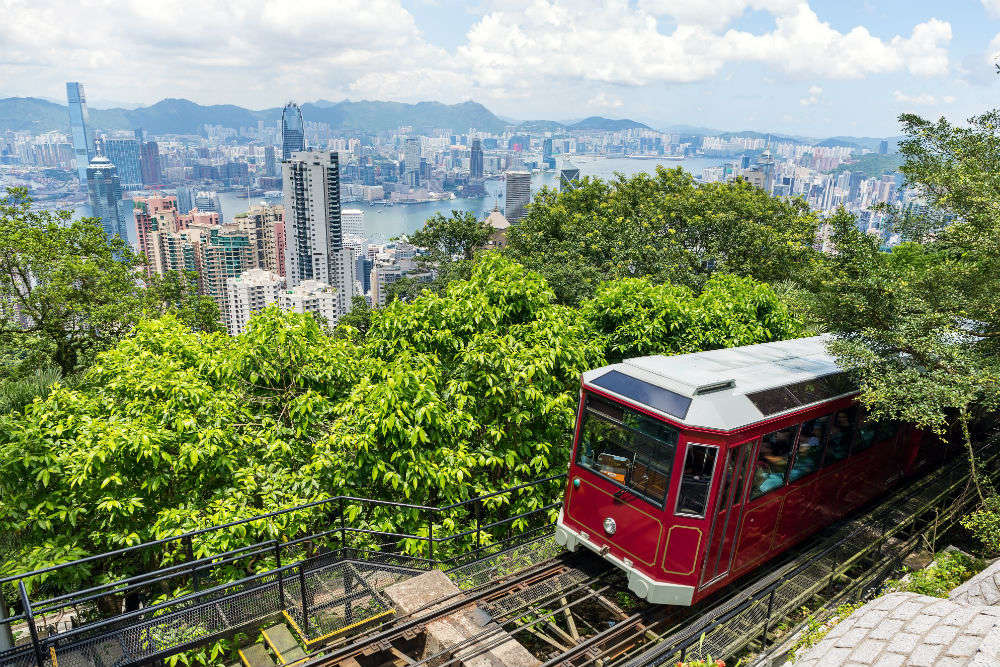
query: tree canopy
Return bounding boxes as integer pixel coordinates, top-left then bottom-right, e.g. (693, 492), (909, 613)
(0, 253), (800, 586)
(504, 167), (820, 304)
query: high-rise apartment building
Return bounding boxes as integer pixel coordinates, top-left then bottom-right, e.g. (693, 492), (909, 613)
(101, 138), (143, 190)
(504, 171), (531, 223)
(342, 208), (365, 239)
(141, 141), (162, 184)
(280, 280), (343, 328)
(470, 139), (484, 179)
(225, 269), (285, 335)
(86, 156), (129, 242)
(264, 145), (277, 177)
(281, 103), (305, 160)
(282, 150), (355, 312)
(175, 187), (194, 215)
(237, 204), (285, 275)
(66, 82), (95, 187)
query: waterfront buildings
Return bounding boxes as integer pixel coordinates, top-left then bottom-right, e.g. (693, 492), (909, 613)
(504, 171), (531, 222)
(404, 137), (421, 186)
(85, 156), (129, 242)
(225, 269), (285, 335)
(281, 150), (355, 311)
(281, 103), (305, 160)
(194, 191), (222, 217)
(470, 139), (484, 179)
(342, 208), (365, 239)
(66, 82), (95, 186)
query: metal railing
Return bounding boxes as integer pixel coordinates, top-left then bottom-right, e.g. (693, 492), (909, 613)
(0, 474), (566, 667)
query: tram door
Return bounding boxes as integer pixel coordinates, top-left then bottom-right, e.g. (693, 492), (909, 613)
(699, 440), (754, 587)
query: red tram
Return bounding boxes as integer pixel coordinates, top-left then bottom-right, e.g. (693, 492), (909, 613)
(555, 335), (939, 605)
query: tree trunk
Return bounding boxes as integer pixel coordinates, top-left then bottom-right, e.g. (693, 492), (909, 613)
(960, 405), (986, 502)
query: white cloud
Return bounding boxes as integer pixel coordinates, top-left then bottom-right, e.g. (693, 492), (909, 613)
(800, 85), (822, 106)
(587, 92), (624, 109)
(892, 90), (954, 105)
(982, 0), (1000, 18)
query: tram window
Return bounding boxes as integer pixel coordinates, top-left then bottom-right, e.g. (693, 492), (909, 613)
(854, 418), (878, 453)
(876, 421), (899, 443)
(789, 416), (830, 482)
(749, 425), (798, 500)
(676, 444), (718, 517)
(575, 395), (678, 506)
(824, 407), (858, 465)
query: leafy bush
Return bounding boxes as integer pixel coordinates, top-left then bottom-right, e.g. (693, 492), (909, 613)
(962, 496), (1000, 555)
(886, 551), (986, 598)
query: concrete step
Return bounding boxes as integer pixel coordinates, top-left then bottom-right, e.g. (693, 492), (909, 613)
(239, 643), (276, 667)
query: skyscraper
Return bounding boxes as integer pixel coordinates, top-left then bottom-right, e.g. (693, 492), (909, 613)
(470, 139), (484, 179)
(281, 103), (305, 160)
(194, 191), (222, 217)
(175, 186), (194, 215)
(559, 167), (581, 192)
(101, 138), (143, 190)
(504, 171), (531, 223)
(264, 145), (277, 177)
(403, 137), (421, 186)
(282, 151), (355, 309)
(86, 156), (129, 242)
(141, 141), (162, 185)
(879, 140), (889, 155)
(226, 269), (285, 336)
(342, 209), (365, 239)
(66, 82), (95, 187)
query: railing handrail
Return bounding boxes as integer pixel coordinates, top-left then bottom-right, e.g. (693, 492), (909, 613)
(0, 473), (565, 586)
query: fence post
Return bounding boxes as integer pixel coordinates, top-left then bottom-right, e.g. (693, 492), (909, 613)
(427, 515), (435, 564)
(274, 540), (284, 610)
(182, 535), (200, 591)
(339, 497), (346, 554)
(0, 583), (14, 652)
(474, 499), (482, 552)
(298, 564), (309, 636)
(18, 581), (44, 667)
(760, 587), (776, 648)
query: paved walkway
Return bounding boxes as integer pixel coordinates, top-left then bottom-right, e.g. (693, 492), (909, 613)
(796, 559), (1000, 666)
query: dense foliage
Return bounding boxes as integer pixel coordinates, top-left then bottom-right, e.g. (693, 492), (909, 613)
(0, 253), (799, 588)
(809, 112), (1000, 499)
(505, 167), (820, 304)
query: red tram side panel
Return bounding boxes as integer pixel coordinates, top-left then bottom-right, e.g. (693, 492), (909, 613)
(555, 336), (934, 606)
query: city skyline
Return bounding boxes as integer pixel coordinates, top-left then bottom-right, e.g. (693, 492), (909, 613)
(3, 2), (999, 136)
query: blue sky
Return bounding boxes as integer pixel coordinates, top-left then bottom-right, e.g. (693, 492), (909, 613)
(2, 0), (999, 137)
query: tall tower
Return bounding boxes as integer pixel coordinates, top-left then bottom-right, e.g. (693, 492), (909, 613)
(404, 137), (421, 186)
(559, 166), (581, 192)
(86, 156), (129, 242)
(101, 138), (143, 190)
(470, 139), (484, 179)
(282, 151), (355, 308)
(504, 171), (531, 223)
(281, 102), (305, 160)
(66, 82), (95, 187)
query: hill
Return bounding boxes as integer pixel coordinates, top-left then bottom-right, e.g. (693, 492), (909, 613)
(568, 116), (650, 131)
(825, 152), (904, 179)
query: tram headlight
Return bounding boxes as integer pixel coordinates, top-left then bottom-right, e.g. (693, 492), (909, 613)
(603, 517), (617, 535)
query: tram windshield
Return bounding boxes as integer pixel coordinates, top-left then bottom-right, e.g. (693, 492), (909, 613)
(575, 394), (679, 507)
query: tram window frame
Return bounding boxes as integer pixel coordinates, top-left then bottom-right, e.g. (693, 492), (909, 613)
(788, 415), (831, 482)
(675, 443), (720, 518)
(748, 424), (800, 501)
(574, 394), (679, 508)
(853, 416), (879, 454)
(823, 406), (858, 466)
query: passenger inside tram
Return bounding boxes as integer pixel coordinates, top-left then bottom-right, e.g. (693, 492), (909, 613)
(750, 426), (796, 499)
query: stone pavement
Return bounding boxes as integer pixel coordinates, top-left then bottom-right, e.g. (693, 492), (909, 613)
(950, 558), (1000, 607)
(793, 592), (1000, 666)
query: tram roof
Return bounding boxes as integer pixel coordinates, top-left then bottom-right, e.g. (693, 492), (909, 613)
(581, 335), (855, 432)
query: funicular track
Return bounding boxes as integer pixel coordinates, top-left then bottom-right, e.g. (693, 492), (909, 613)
(296, 437), (998, 667)
(2, 439), (995, 667)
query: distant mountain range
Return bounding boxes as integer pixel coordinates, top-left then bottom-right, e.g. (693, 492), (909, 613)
(0, 97), (651, 136)
(0, 96), (893, 148)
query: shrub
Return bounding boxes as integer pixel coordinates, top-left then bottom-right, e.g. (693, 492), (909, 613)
(961, 496), (1000, 555)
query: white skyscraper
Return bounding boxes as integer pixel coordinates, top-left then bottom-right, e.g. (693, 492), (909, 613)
(504, 171), (531, 222)
(225, 269), (285, 336)
(281, 150), (355, 310)
(280, 280), (343, 328)
(342, 208), (365, 239)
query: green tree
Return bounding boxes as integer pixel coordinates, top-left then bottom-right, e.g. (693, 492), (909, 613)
(505, 168), (819, 304)
(0, 187), (144, 378)
(143, 271), (222, 333)
(408, 210), (493, 262)
(335, 295), (373, 339)
(810, 111), (1000, 498)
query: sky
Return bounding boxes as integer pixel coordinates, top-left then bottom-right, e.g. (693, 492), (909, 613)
(2, 0), (1000, 136)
